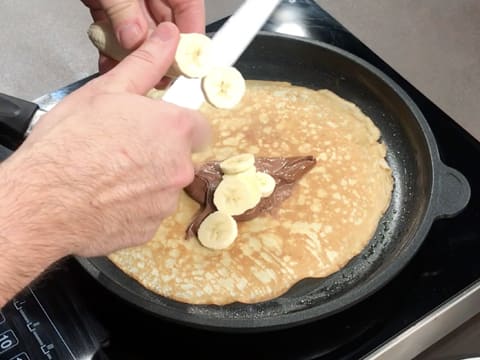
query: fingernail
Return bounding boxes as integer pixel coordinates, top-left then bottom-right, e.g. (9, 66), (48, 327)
(151, 22), (178, 42)
(118, 23), (142, 49)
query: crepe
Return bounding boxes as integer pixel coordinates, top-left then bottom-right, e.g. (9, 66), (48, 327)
(108, 80), (393, 305)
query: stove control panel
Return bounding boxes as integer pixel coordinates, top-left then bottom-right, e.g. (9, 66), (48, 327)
(0, 266), (109, 360)
(1, 290), (77, 360)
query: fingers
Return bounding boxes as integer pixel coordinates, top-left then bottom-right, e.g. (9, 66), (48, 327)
(154, 76), (174, 90)
(187, 109), (211, 153)
(103, 22), (179, 94)
(146, 1), (173, 24)
(98, 55), (118, 73)
(97, 0), (148, 49)
(146, 100), (211, 153)
(168, 0), (206, 33)
(164, 104), (210, 153)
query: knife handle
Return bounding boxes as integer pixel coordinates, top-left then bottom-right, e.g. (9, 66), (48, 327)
(0, 93), (38, 149)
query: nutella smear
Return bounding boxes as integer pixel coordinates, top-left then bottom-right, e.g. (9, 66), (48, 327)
(185, 156), (316, 239)
(108, 80), (393, 305)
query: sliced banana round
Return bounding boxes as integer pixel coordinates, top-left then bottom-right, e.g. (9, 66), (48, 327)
(220, 153), (255, 175)
(197, 211), (238, 250)
(168, 33), (214, 78)
(202, 66), (246, 109)
(213, 176), (262, 216)
(223, 166), (256, 182)
(256, 172), (276, 197)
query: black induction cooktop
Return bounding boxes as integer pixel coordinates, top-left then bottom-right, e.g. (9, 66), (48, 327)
(1, 1), (479, 359)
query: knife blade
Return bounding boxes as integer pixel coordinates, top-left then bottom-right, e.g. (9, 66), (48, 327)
(0, 75), (97, 149)
(162, 0), (281, 109)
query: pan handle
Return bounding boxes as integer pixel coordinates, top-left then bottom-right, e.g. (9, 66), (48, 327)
(0, 93), (38, 149)
(433, 163), (471, 219)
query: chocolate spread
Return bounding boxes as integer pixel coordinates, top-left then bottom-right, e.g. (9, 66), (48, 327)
(184, 156), (316, 238)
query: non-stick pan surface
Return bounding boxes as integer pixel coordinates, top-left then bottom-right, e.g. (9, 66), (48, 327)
(77, 32), (470, 331)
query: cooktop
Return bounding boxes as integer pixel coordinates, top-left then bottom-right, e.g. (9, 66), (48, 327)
(1, 1), (479, 359)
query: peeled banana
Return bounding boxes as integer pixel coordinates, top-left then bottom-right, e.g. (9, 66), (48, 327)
(87, 21), (246, 108)
(146, 88), (165, 99)
(87, 21), (130, 62)
(87, 21), (213, 79)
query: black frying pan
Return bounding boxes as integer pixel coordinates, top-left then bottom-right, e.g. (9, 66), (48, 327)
(74, 32), (470, 331)
(0, 32), (470, 331)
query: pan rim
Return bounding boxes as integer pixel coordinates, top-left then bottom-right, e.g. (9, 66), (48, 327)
(77, 32), (442, 330)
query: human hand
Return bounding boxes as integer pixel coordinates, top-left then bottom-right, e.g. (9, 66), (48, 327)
(0, 23), (210, 259)
(81, 0), (205, 73)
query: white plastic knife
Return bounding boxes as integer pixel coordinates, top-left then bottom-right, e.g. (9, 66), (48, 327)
(162, 0), (281, 110)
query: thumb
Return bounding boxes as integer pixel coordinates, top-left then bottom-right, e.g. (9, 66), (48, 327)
(104, 22), (179, 94)
(98, 0), (148, 49)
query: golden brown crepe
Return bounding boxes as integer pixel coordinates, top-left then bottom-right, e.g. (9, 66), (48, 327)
(108, 80), (393, 305)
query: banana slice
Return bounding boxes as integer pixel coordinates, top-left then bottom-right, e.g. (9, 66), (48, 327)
(202, 66), (246, 109)
(87, 22), (214, 79)
(213, 176), (262, 216)
(220, 153), (255, 175)
(197, 211), (238, 250)
(223, 166), (256, 181)
(256, 172), (276, 197)
(168, 33), (214, 78)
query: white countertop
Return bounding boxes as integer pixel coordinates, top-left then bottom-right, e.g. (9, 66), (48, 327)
(317, 0), (480, 140)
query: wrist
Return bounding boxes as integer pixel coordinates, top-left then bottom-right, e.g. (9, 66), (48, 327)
(0, 152), (71, 306)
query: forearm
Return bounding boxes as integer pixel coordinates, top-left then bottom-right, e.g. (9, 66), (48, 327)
(0, 21), (207, 306)
(0, 235), (60, 306)
(0, 155), (69, 307)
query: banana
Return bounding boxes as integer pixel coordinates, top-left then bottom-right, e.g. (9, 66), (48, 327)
(220, 153), (255, 175)
(168, 33), (214, 78)
(87, 21), (129, 62)
(87, 21), (214, 79)
(213, 176), (262, 216)
(222, 166), (256, 182)
(201, 66), (246, 109)
(255, 172), (276, 197)
(197, 211), (238, 250)
(146, 88), (165, 99)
